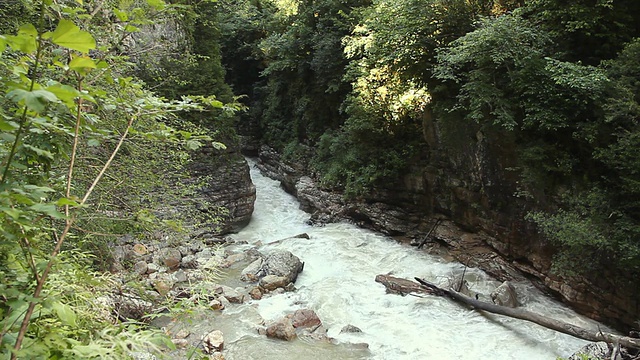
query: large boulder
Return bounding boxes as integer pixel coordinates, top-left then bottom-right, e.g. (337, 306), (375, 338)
(240, 250), (303, 284)
(491, 281), (519, 308)
(262, 250), (304, 283)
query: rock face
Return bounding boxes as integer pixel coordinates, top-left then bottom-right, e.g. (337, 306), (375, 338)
(255, 144), (638, 331)
(189, 142), (256, 235)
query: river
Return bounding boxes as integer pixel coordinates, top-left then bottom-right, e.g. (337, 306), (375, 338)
(220, 159), (602, 359)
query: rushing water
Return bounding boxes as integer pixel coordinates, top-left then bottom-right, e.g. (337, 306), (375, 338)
(222, 159), (604, 359)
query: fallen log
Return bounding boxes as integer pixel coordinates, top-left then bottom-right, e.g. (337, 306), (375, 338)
(375, 274), (439, 296)
(265, 233), (310, 245)
(408, 277), (640, 350)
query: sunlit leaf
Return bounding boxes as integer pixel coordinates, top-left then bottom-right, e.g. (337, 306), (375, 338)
(50, 19), (96, 53)
(69, 56), (97, 73)
(114, 9), (128, 21)
(146, 0), (166, 11)
(52, 301), (77, 326)
(30, 203), (65, 219)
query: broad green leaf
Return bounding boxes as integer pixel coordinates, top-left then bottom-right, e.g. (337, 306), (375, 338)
(147, 0), (166, 10)
(30, 203), (65, 219)
(6, 24), (38, 53)
(46, 83), (80, 108)
(52, 301), (77, 326)
(50, 19), (96, 53)
(69, 56), (96, 73)
(7, 89), (58, 113)
(55, 197), (80, 207)
(23, 144), (54, 159)
(0, 206), (21, 220)
(0, 119), (18, 131)
(124, 24), (139, 33)
(185, 139), (201, 150)
(114, 9), (128, 21)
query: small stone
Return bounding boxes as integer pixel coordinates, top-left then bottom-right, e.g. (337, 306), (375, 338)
(153, 280), (173, 296)
(133, 261), (148, 276)
(157, 248), (182, 270)
(181, 254), (198, 269)
(202, 330), (224, 354)
(172, 338), (189, 348)
(259, 275), (289, 292)
(209, 352), (225, 360)
(240, 258), (263, 282)
(218, 286), (245, 304)
(209, 300), (224, 311)
(174, 329), (190, 339)
(172, 269), (188, 283)
(340, 324), (362, 334)
(146, 263), (160, 274)
(266, 318), (296, 341)
(249, 287), (262, 300)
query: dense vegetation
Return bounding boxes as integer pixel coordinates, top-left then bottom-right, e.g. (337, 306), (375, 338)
(0, 0), (235, 357)
(218, 0), (640, 280)
(2, 0), (639, 356)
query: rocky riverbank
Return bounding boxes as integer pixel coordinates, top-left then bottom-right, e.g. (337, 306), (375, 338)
(254, 145), (638, 333)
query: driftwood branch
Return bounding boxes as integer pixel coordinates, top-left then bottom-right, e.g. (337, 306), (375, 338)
(375, 273), (640, 350)
(410, 277), (640, 350)
(375, 274), (439, 296)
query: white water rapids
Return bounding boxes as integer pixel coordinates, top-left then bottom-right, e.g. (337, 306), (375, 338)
(220, 159), (604, 359)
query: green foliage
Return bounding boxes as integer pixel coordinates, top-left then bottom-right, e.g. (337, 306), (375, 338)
(0, 0), (233, 358)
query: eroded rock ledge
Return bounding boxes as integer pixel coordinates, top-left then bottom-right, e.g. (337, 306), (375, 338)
(254, 145), (638, 332)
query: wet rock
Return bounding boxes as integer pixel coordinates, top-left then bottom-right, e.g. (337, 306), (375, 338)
(288, 309), (321, 329)
(448, 274), (472, 297)
(202, 330), (224, 353)
(340, 325), (362, 334)
(240, 258), (263, 282)
(259, 275), (289, 291)
(216, 286), (245, 304)
(222, 253), (246, 268)
(265, 318), (297, 341)
(491, 281), (519, 308)
(262, 250), (304, 283)
(249, 287), (262, 300)
(568, 342), (609, 360)
(209, 299), (224, 311)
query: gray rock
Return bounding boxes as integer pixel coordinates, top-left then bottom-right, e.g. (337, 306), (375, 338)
(172, 269), (188, 283)
(340, 324), (363, 334)
(262, 250), (304, 283)
(217, 286), (245, 303)
(491, 281), (519, 308)
(240, 258), (263, 282)
(181, 254), (198, 269)
(133, 261), (148, 276)
(156, 248), (182, 270)
(568, 342), (610, 360)
(259, 275), (289, 291)
(146, 263), (161, 274)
